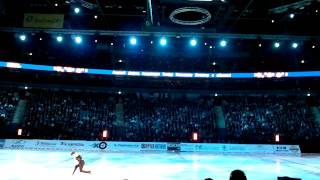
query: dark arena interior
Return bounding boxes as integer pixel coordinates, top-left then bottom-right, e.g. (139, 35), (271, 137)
(1, 0), (320, 180)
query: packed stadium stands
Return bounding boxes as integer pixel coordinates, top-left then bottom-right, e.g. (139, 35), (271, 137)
(1, 87), (319, 145)
(0, 89), (19, 126)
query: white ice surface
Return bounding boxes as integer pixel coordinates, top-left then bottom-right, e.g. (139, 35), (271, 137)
(0, 150), (319, 180)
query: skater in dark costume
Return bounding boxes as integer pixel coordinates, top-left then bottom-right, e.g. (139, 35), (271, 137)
(71, 152), (91, 175)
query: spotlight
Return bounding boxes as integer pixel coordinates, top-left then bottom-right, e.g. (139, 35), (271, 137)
(56, 36), (63, 42)
(150, 41), (153, 44)
(220, 40), (227, 47)
(24, 86), (28, 90)
(192, 132), (199, 141)
(271, 19), (275, 23)
(19, 35), (26, 41)
(94, 15), (98, 19)
(130, 37), (137, 45)
(209, 46), (213, 49)
(55, 3), (58, 7)
(301, 59), (305, 64)
(190, 39), (197, 46)
(17, 128), (23, 136)
(102, 130), (108, 138)
(307, 93), (311, 97)
(214, 93), (218, 97)
(118, 91), (122, 95)
(292, 42), (298, 49)
(159, 37), (167, 46)
(312, 45), (316, 49)
(74, 7), (80, 14)
(275, 134), (280, 142)
(74, 36), (82, 44)
(289, 13), (295, 19)
(258, 43), (262, 47)
(274, 42), (280, 48)
(39, 37), (43, 41)
(94, 39), (98, 43)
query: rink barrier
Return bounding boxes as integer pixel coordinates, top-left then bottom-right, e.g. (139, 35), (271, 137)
(180, 143), (301, 155)
(0, 139), (300, 155)
(1, 139), (167, 152)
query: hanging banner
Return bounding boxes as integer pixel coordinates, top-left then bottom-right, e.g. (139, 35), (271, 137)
(23, 13), (64, 28)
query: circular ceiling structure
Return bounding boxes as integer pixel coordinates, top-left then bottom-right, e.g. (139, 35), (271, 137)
(169, 7), (212, 26)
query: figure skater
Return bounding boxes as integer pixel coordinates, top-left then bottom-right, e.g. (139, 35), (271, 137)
(71, 152), (91, 175)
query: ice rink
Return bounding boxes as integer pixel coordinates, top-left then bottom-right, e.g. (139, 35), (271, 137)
(0, 149), (319, 180)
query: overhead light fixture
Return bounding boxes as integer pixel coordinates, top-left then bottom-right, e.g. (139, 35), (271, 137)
(190, 39), (197, 47)
(74, 7), (80, 14)
(292, 42), (298, 49)
(289, 13), (295, 19)
(74, 36), (82, 44)
(274, 42), (280, 48)
(56, 36), (63, 42)
(188, 0), (216, 1)
(130, 37), (137, 45)
(159, 37), (167, 46)
(19, 35), (26, 41)
(220, 40), (227, 47)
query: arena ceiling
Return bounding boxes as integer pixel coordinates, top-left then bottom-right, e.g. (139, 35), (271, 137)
(0, 0), (320, 35)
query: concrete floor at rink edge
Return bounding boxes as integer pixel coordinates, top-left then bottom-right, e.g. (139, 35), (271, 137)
(0, 149), (320, 180)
